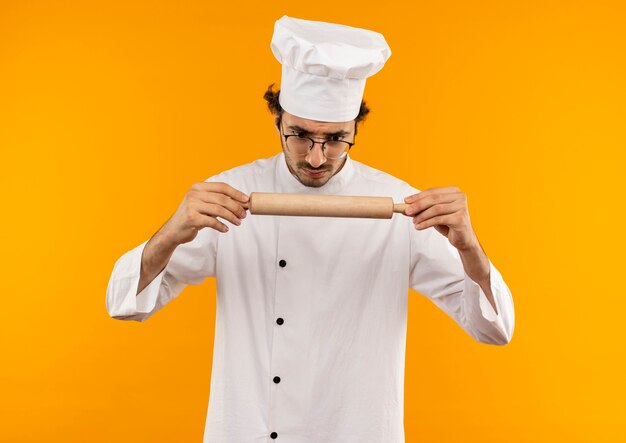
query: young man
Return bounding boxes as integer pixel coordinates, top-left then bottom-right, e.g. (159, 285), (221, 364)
(107, 15), (515, 443)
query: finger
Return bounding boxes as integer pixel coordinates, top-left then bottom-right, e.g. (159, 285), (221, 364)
(191, 191), (248, 219)
(404, 186), (460, 204)
(415, 213), (460, 230)
(403, 192), (421, 203)
(194, 202), (243, 227)
(411, 201), (464, 225)
(195, 213), (229, 233)
(192, 181), (249, 203)
(405, 192), (462, 216)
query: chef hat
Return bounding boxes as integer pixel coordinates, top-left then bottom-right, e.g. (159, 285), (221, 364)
(270, 15), (391, 122)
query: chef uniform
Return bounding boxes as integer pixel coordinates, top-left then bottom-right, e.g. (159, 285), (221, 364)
(106, 15), (515, 443)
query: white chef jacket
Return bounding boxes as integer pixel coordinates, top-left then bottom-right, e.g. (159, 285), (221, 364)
(106, 152), (515, 443)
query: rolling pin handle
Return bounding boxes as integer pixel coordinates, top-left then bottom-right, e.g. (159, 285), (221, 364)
(393, 203), (409, 215)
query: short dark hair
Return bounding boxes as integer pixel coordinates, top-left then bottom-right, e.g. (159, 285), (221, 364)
(263, 83), (370, 135)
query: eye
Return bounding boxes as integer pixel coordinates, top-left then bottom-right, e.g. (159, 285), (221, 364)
(295, 132), (307, 139)
(331, 135), (343, 141)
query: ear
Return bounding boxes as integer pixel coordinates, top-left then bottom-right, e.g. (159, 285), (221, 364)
(273, 113), (281, 134)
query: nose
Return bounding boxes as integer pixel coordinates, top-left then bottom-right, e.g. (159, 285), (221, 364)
(305, 141), (327, 168)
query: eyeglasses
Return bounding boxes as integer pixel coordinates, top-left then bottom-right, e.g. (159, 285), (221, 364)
(280, 121), (355, 160)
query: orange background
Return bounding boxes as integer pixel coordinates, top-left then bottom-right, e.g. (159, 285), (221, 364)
(1, 1), (625, 442)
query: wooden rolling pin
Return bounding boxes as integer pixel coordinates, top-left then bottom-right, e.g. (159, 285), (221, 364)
(241, 192), (409, 219)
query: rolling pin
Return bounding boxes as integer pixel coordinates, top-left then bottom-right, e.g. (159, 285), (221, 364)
(241, 192), (409, 219)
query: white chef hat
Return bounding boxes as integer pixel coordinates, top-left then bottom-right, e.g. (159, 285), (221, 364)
(270, 15), (391, 122)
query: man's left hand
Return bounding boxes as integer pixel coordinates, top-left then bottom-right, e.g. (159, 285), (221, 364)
(404, 186), (478, 251)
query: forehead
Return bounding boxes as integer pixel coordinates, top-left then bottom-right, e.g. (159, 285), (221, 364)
(282, 111), (354, 134)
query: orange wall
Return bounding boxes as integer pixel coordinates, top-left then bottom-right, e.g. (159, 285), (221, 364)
(1, 1), (624, 441)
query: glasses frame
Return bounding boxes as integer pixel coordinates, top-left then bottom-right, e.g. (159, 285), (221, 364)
(280, 120), (356, 160)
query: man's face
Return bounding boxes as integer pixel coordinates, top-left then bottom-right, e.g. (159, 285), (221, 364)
(277, 111), (356, 188)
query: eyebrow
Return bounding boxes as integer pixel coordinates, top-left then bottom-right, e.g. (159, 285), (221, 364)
(287, 125), (351, 138)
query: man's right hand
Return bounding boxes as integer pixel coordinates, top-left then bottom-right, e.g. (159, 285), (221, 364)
(136, 182), (248, 296)
(159, 182), (249, 246)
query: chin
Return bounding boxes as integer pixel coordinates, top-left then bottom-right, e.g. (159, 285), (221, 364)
(296, 173), (332, 188)
(298, 177), (329, 188)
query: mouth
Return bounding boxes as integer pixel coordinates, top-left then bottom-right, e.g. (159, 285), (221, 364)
(302, 168), (328, 179)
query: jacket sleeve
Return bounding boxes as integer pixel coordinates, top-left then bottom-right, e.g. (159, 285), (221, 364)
(105, 224), (219, 322)
(408, 221), (515, 345)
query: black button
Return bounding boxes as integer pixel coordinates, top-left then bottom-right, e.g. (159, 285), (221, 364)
(270, 432), (278, 439)
(273, 376), (281, 384)
(276, 318), (284, 325)
(279, 259), (287, 268)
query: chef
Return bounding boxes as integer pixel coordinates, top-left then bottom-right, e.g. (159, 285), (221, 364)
(106, 15), (515, 443)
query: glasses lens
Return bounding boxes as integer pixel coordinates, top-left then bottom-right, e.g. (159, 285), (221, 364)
(285, 136), (311, 155)
(324, 141), (351, 159)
